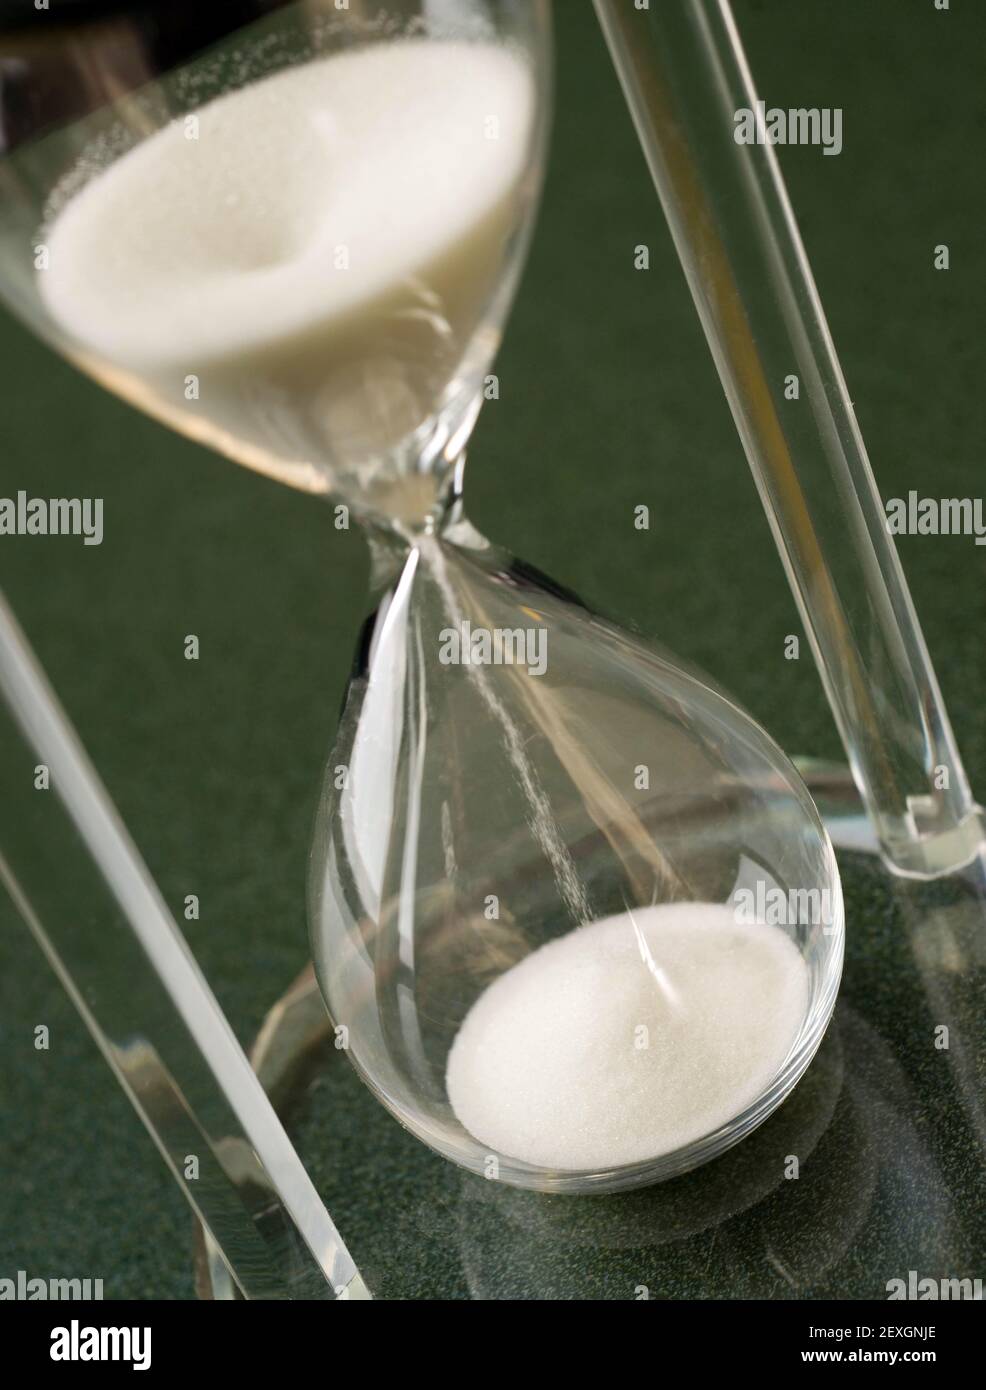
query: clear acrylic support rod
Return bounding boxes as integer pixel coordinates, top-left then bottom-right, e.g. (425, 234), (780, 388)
(0, 591), (368, 1300)
(594, 0), (984, 878)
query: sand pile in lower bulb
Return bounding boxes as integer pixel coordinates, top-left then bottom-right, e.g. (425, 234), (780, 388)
(446, 902), (808, 1170)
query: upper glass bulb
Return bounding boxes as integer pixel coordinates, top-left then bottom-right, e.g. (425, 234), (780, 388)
(0, 0), (551, 524)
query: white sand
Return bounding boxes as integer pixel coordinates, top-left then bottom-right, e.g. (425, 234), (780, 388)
(446, 903), (808, 1170)
(41, 40), (533, 368)
(38, 40), (533, 480)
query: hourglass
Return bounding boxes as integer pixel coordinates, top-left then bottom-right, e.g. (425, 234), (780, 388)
(0, 0), (843, 1211)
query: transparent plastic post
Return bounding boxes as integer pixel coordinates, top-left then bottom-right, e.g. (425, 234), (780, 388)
(594, 0), (985, 878)
(0, 592), (368, 1300)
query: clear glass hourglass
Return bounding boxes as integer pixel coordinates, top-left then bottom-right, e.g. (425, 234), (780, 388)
(0, 0), (842, 1197)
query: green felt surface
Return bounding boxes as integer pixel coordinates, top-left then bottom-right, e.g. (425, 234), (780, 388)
(1, 0), (985, 1299)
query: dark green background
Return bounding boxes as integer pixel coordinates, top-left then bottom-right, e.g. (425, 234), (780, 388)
(1, 0), (984, 1298)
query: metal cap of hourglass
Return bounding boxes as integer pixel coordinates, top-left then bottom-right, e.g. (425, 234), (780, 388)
(0, 0), (841, 1199)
